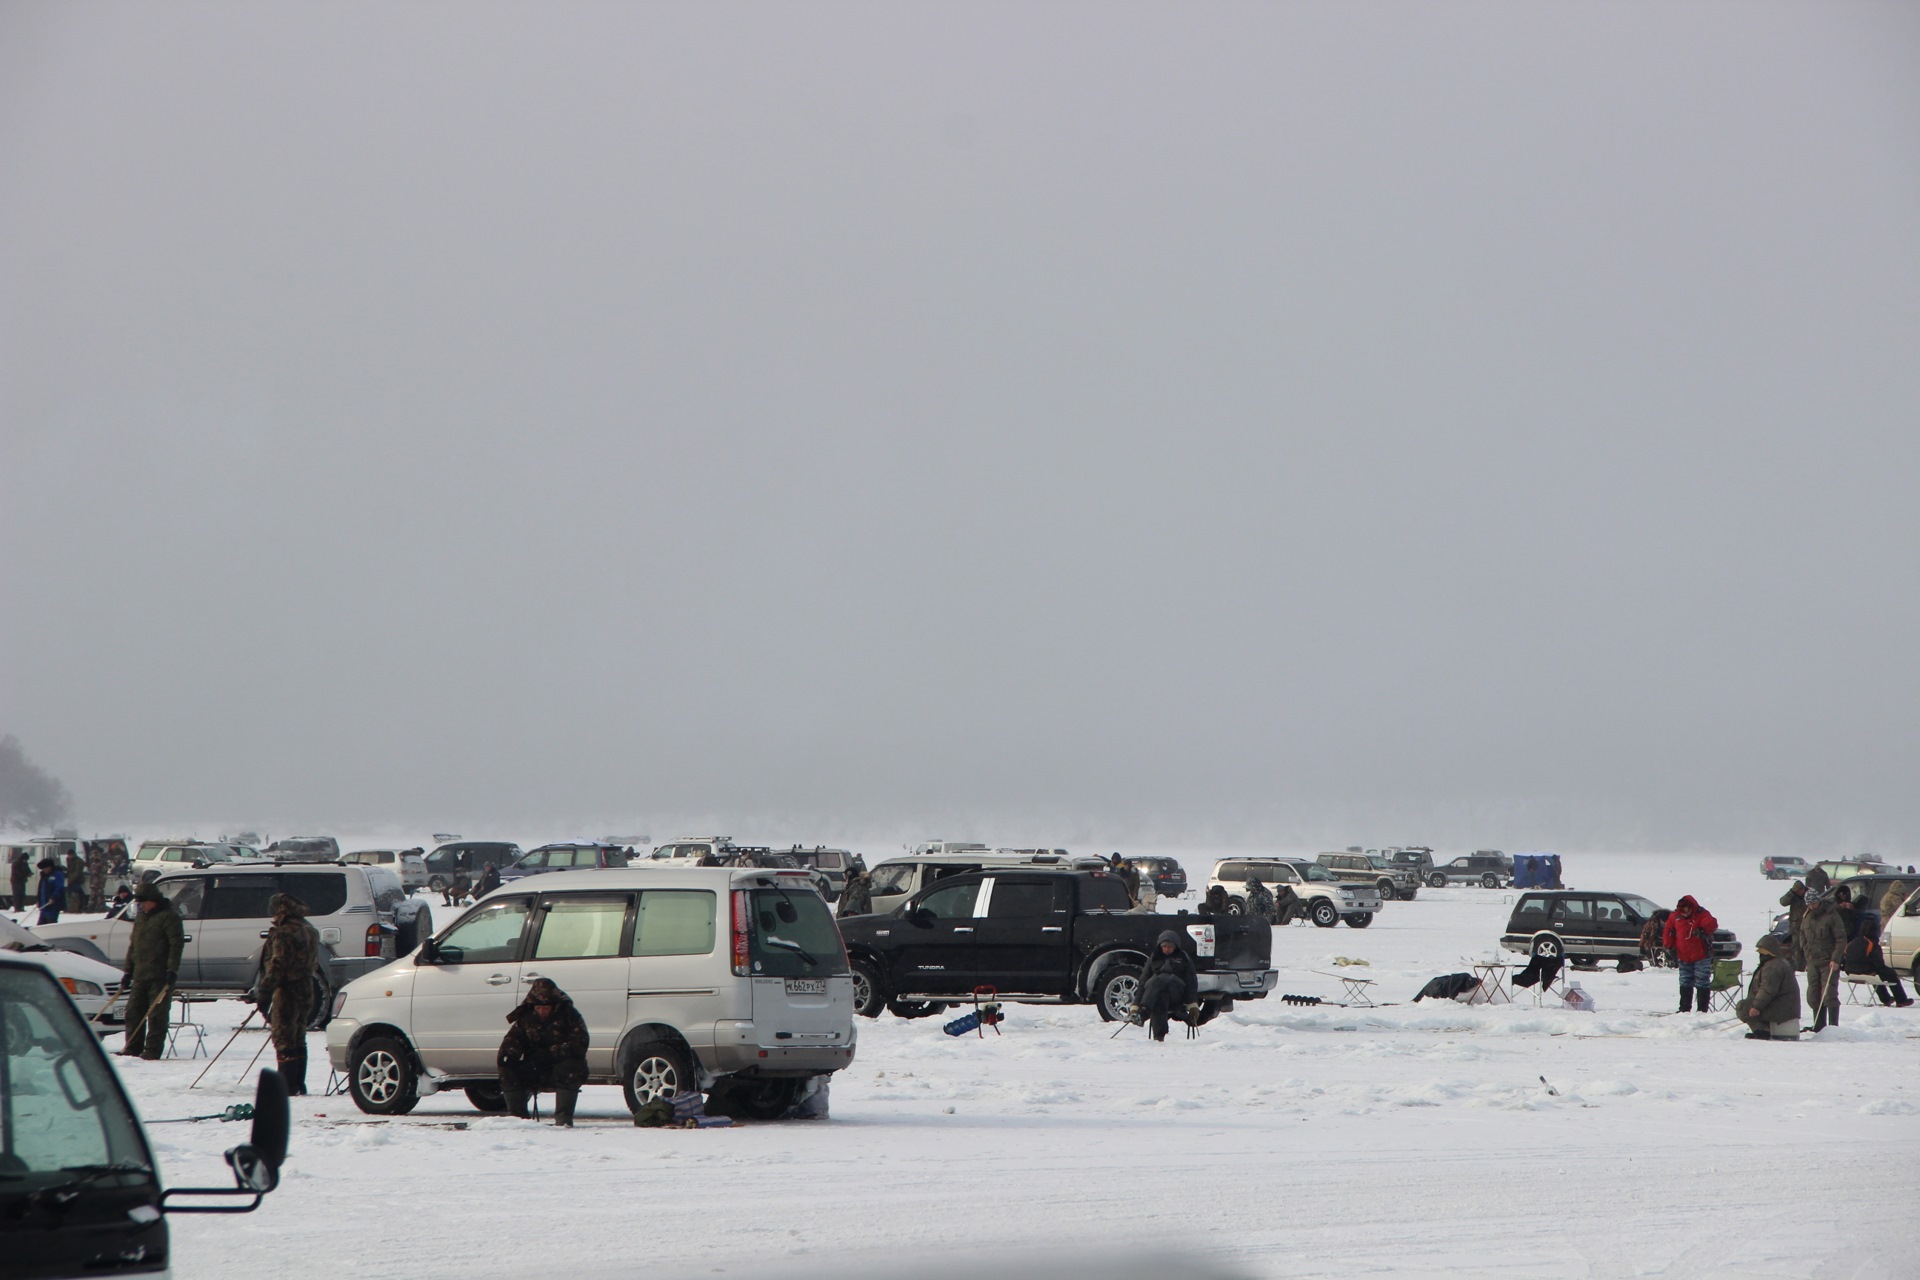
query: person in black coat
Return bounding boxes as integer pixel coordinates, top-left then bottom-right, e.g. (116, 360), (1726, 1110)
(1137, 930), (1198, 1043)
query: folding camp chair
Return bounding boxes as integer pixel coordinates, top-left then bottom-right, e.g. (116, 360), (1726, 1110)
(165, 993), (207, 1059)
(1841, 972), (1882, 1007)
(1708, 960), (1745, 1013)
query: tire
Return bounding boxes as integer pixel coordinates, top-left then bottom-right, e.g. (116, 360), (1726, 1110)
(718, 1077), (802, 1121)
(885, 1000), (948, 1020)
(306, 968), (334, 1032)
(427, 875), (447, 894)
(465, 1083), (507, 1112)
(1310, 900), (1339, 928)
(46, 937), (112, 964)
(850, 958), (885, 1019)
(1346, 912), (1374, 929)
(1427, 872), (1447, 889)
(1225, 897), (1246, 915)
(1094, 964), (1143, 1023)
(1481, 873), (1499, 888)
(1531, 933), (1563, 961)
(349, 1035), (420, 1115)
(622, 1037), (696, 1114)
(1378, 880), (1396, 901)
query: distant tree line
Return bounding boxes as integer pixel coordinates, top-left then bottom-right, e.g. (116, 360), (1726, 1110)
(0, 735), (73, 831)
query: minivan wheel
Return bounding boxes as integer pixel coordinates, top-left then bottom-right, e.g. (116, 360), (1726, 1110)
(720, 1078), (802, 1121)
(350, 1036), (420, 1115)
(623, 1038), (696, 1115)
(850, 959), (885, 1019)
(1428, 872), (1447, 889)
(1094, 965), (1143, 1023)
(427, 875), (447, 894)
(465, 1083), (507, 1112)
(1310, 900), (1340, 928)
(1532, 934), (1563, 960)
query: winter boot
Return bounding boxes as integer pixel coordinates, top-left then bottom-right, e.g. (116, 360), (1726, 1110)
(1744, 1028), (1771, 1040)
(1678, 987), (1694, 1013)
(1697, 988), (1713, 1012)
(554, 1087), (578, 1128)
(280, 1052), (308, 1097)
(504, 1087), (531, 1119)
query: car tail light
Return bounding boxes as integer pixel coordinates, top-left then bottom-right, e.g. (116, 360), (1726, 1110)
(731, 889), (751, 976)
(366, 923), (382, 957)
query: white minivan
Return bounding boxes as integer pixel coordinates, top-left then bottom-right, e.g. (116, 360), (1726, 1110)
(325, 865), (855, 1122)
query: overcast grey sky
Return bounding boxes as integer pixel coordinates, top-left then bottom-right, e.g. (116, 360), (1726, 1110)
(2, 2), (1916, 851)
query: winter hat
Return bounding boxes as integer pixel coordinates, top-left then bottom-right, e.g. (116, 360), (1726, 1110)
(133, 881), (165, 903)
(36, 858), (55, 870)
(268, 892), (308, 918)
(524, 977), (566, 1006)
(1756, 934), (1789, 959)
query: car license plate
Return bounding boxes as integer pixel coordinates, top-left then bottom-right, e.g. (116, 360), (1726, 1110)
(785, 978), (826, 995)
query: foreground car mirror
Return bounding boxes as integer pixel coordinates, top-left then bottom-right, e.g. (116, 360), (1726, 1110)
(162, 1070), (289, 1213)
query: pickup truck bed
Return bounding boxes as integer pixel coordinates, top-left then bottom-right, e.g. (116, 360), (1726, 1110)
(838, 868), (1277, 1022)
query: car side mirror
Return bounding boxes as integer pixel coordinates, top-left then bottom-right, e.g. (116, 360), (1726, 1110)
(418, 937), (441, 963)
(909, 907), (935, 928)
(163, 1069), (288, 1214)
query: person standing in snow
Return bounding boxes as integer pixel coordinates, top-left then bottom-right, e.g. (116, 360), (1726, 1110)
(85, 841), (109, 914)
(1110, 855), (1141, 904)
(1662, 895), (1718, 1012)
(1778, 881), (1810, 970)
(8, 845), (29, 912)
(1878, 880), (1911, 940)
(837, 863), (873, 918)
(497, 978), (590, 1126)
(1740, 934), (1801, 1039)
(1800, 889), (1848, 1030)
(35, 858), (66, 924)
(65, 849), (87, 913)
(1137, 931), (1198, 1042)
(258, 893), (319, 1095)
(1639, 907), (1672, 967)
(1242, 875), (1275, 923)
(119, 882), (185, 1059)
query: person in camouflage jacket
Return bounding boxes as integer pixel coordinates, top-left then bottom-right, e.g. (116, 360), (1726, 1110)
(120, 882), (186, 1060)
(1800, 892), (1848, 1031)
(259, 893), (319, 1094)
(498, 977), (590, 1126)
(836, 866), (873, 918)
(1243, 876), (1275, 923)
(84, 842), (109, 914)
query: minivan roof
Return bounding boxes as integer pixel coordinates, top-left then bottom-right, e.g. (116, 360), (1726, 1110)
(476, 866), (811, 889)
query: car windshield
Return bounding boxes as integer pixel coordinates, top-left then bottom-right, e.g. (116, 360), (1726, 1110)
(1367, 857), (1393, 869)
(1620, 895), (1662, 921)
(1298, 863), (1337, 882)
(868, 864), (914, 895)
(746, 887), (848, 977)
(0, 968), (153, 1189)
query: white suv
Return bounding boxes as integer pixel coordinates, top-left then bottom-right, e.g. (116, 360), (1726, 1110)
(325, 865), (856, 1122)
(1208, 857), (1382, 928)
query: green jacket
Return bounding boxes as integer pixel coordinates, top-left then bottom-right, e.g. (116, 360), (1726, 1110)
(1800, 900), (1847, 972)
(125, 901), (186, 983)
(1744, 954), (1800, 1024)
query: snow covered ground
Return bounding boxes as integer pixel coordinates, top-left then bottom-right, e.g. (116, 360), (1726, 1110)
(71, 851), (1920, 1278)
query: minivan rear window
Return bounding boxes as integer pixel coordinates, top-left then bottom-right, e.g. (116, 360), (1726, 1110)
(746, 888), (848, 977)
(634, 890), (716, 956)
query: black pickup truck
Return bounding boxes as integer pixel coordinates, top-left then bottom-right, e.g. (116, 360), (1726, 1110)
(837, 868), (1277, 1022)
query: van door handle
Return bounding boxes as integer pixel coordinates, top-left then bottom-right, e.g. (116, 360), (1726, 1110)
(522, 972), (543, 981)
(486, 974), (512, 985)
(953, 927), (974, 933)
(1041, 926), (1063, 933)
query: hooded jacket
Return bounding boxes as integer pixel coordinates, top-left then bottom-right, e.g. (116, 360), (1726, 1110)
(1138, 931), (1198, 1003)
(1800, 897), (1847, 972)
(498, 977), (590, 1071)
(1662, 896), (1719, 965)
(1745, 937), (1801, 1025)
(124, 883), (186, 982)
(260, 894), (320, 991)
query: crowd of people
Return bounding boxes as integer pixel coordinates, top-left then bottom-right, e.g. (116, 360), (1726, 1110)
(1738, 868), (1914, 1040)
(7, 838), (132, 922)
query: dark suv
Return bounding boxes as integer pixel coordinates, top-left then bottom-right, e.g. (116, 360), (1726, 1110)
(497, 841), (631, 883)
(425, 841), (524, 893)
(1428, 854), (1512, 888)
(1129, 856), (1187, 898)
(1501, 890), (1739, 969)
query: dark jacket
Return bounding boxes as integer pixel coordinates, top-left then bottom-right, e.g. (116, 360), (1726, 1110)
(1662, 897), (1718, 964)
(260, 895), (319, 991)
(1745, 943), (1801, 1025)
(1138, 931), (1198, 1003)
(1243, 880), (1275, 920)
(37, 867), (66, 909)
(837, 871), (872, 918)
(1779, 883), (1808, 967)
(1203, 885), (1232, 916)
(124, 888), (187, 983)
(1800, 898), (1847, 972)
(475, 864), (501, 897)
(498, 978), (589, 1073)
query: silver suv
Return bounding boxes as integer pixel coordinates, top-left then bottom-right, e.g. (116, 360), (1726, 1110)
(325, 865), (856, 1122)
(33, 863), (429, 1016)
(1316, 852), (1421, 901)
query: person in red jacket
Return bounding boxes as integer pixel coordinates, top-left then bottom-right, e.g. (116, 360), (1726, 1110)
(1663, 894), (1719, 1012)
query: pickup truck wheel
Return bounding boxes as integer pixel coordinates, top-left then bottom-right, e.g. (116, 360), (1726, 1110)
(1427, 872), (1447, 889)
(1094, 965), (1143, 1022)
(850, 959), (885, 1019)
(623, 1038), (696, 1113)
(1346, 912), (1374, 929)
(1481, 873), (1499, 888)
(885, 1001), (948, 1020)
(1310, 900), (1340, 928)
(349, 1036), (420, 1115)
(1531, 933), (1563, 960)
(465, 1083), (507, 1112)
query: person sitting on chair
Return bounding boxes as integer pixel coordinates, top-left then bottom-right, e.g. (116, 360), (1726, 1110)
(1137, 931), (1198, 1043)
(497, 978), (590, 1127)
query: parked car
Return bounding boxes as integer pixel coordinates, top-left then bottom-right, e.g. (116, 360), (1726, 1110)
(837, 866), (1275, 1023)
(1208, 857), (1382, 927)
(1881, 884), (1920, 979)
(32, 863), (427, 1019)
(262, 835), (341, 863)
(1128, 856), (1187, 898)
(424, 840), (523, 894)
(1760, 855), (1811, 880)
(1, 955), (293, 1278)
(864, 851), (1111, 916)
(1317, 851), (1420, 901)
(1381, 847), (1435, 879)
(1500, 890), (1740, 969)
(130, 839), (253, 882)
(498, 841), (633, 884)
(782, 846), (856, 900)
(327, 865), (855, 1121)
(0, 910), (124, 1025)
(1426, 854), (1513, 888)
(343, 848), (429, 893)
(1814, 857), (1895, 883)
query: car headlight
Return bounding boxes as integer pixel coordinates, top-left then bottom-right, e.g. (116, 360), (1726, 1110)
(1337, 888), (1356, 899)
(60, 977), (105, 997)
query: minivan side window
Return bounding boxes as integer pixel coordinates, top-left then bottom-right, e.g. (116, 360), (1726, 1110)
(1512, 895), (1549, 924)
(532, 895), (631, 960)
(633, 890), (717, 956)
(436, 898), (531, 964)
(1549, 898), (1592, 926)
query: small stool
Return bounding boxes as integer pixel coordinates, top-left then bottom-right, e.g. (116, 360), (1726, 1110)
(1313, 971), (1378, 1008)
(1842, 973), (1881, 1006)
(166, 995), (206, 1059)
